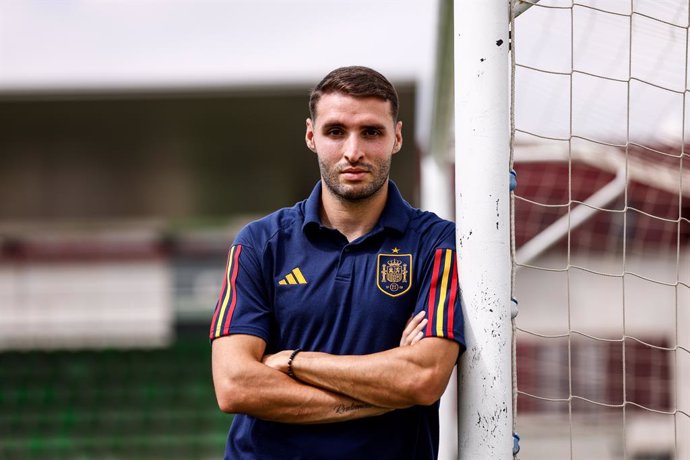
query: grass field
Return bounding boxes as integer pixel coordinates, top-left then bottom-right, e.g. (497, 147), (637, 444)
(0, 332), (231, 459)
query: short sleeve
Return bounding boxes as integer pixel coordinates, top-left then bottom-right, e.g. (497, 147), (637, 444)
(209, 243), (272, 342)
(415, 228), (465, 351)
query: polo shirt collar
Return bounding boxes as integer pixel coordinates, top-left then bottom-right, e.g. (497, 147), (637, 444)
(302, 181), (324, 231)
(377, 180), (411, 233)
(302, 180), (411, 234)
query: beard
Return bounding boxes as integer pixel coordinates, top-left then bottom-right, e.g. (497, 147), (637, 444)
(318, 156), (391, 202)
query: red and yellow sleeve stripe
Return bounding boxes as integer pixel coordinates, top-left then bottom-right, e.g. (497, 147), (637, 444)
(425, 248), (458, 339)
(209, 244), (243, 339)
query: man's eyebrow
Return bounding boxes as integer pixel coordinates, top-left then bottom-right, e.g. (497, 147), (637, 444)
(319, 121), (388, 131)
(361, 123), (387, 131)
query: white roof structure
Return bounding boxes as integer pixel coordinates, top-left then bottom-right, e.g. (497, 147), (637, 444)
(3, 1), (688, 146)
(0, 0), (440, 93)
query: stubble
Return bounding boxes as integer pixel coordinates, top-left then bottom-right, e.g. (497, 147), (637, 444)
(318, 156), (391, 203)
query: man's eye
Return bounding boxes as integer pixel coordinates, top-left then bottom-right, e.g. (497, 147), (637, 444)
(363, 129), (381, 137)
(327, 128), (344, 136)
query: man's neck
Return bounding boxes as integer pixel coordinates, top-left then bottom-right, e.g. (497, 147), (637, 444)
(319, 181), (389, 243)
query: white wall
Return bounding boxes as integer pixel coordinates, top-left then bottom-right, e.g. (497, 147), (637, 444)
(0, 260), (173, 350)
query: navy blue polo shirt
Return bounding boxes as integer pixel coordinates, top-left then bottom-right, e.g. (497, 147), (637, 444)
(210, 181), (465, 460)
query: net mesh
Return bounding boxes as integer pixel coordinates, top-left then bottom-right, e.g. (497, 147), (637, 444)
(511, 1), (690, 459)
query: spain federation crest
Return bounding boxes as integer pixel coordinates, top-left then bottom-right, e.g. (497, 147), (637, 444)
(377, 253), (412, 297)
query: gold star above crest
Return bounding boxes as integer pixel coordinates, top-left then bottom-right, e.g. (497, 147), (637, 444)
(392, 247), (400, 253)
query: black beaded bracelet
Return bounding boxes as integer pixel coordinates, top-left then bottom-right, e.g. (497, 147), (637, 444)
(287, 348), (302, 379)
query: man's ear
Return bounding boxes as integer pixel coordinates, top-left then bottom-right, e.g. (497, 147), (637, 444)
(392, 120), (403, 154)
(305, 118), (317, 152)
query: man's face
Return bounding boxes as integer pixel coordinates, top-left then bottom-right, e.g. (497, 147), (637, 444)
(305, 93), (403, 202)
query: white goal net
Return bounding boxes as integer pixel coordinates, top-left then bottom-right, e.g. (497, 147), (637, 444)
(511, 1), (690, 459)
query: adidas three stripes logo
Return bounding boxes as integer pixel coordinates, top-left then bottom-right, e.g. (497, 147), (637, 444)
(278, 268), (308, 285)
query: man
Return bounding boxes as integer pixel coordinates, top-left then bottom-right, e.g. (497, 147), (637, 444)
(210, 66), (465, 459)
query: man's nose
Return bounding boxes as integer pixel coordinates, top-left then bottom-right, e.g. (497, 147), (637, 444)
(343, 134), (364, 163)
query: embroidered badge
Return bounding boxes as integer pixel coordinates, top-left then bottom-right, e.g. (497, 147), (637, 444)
(377, 253), (412, 297)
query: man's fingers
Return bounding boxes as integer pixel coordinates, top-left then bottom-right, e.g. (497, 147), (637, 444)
(400, 311), (427, 346)
(401, 310), (424, 339)
(404, 310), (425, 331)
(404, 318), (427, 346)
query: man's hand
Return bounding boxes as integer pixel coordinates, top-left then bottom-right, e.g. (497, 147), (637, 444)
(400, 310), (427, 346)
(262, 350), (291, 373)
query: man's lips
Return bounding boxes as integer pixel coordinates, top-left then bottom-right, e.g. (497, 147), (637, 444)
(340, 168), (369, 180)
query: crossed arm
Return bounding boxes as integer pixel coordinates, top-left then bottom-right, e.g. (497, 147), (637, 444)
(211, 311), (460, 424)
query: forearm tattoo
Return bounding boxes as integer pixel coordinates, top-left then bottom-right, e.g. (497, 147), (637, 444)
(334, 402), (372, 415)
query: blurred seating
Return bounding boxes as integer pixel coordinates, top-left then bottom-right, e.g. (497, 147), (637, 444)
(0, 337), (231, 459)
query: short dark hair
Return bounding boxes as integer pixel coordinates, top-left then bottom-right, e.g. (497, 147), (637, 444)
(309, 66), (399, 121)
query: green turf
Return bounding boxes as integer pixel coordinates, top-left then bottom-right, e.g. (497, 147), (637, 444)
(0, 337), (232, 460)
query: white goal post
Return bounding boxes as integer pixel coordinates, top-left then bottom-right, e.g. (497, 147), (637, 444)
(454, 0), (514, 458)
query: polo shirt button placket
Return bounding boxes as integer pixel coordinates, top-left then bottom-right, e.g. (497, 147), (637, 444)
(336, 245), (354, 280)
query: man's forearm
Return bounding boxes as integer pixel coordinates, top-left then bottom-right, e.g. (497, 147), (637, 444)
(265, 338), (459, 409)
(212, 336), (391, 424)
(222, 362), (390, 424)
